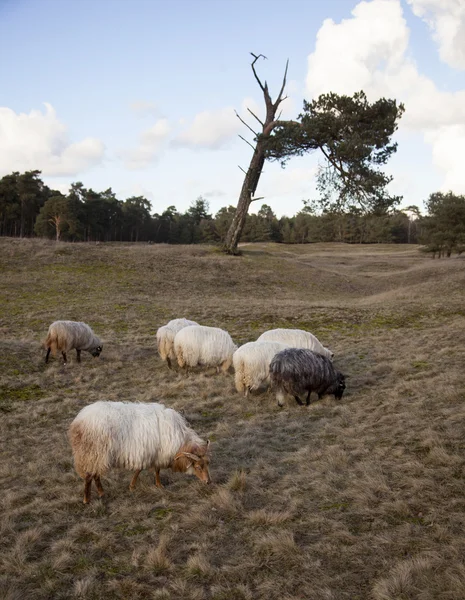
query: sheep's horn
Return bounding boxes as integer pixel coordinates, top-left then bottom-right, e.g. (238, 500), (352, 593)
(174, 452), (200, 461)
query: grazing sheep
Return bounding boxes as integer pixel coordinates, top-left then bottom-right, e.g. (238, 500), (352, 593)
(68, 400), (211, 503)
(156, 318), (199, 369)
(257, 328), (333, 360)
(270, 348), (345, 407)
(174, 325), (237, 373)
(233, 341), (289, 397)
(44, 320), (102, 365)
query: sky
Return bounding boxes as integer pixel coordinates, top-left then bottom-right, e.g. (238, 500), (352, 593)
(0, 0), (464, 218)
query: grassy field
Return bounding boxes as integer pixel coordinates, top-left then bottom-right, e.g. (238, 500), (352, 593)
(1, 237), (465, 600)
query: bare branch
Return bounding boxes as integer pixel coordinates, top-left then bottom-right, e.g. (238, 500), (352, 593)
(247, 107), (264, 127)
(238, 165), (248, 175)
(250, 52), (267, 95)
(251, 196), (264, 203)
(235, 110), (258, 137)
(274, 59), (289, 108)
(238, 134), (256, 151)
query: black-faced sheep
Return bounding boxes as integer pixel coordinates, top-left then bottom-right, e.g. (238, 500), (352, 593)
(257, 328), (334, 360)
(270, 348), (345, 407)
(174, 325), (237, 373)
(68, 400), (211, 503)
(44, 320), (102, 364)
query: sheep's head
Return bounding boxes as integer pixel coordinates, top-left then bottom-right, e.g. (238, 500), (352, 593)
(334, 372), (346, 400)
(173, 441), (211, 484)
(91, 345), (103, 357)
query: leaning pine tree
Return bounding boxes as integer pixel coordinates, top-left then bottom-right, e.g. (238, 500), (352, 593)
(223, 53), (405, 254)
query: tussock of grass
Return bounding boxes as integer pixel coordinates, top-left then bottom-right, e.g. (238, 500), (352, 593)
(1, 238), (465, 598)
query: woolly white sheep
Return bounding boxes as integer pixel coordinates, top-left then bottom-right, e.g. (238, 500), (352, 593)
(68, 400), (211, 503)
(174, 325), (237, 373)
(156, 318), (199, 369)
(257, 328), (333, 360)
(233, 340), (289, 397)
(45, 320), (102, 365)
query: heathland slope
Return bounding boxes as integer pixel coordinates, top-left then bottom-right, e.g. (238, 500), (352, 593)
(1, 238), (464, 599)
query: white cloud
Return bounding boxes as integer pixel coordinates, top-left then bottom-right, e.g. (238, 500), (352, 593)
(305, 0), (465, 196)
(0, 103), (104, 177)
(129, 100), (158, 116)
(407, 0), (465, 69)
(124, 118), (171, 169)
(425, 125), (465, 193)
(173, 107), (239, 149)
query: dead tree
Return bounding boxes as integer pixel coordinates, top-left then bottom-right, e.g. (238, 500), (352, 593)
(223, 53), (288, 255)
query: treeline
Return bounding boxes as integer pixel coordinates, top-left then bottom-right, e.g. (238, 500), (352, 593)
(0, 171), (464, 254)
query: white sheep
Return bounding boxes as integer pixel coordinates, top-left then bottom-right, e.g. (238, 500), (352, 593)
(68, 400), (211, 503)
(156, 318), (199, 369)
(44, 320), (102, 365)
(174, 325), (237, 373)
(257, 328), (333, 360)
(233, 341), (289, 397)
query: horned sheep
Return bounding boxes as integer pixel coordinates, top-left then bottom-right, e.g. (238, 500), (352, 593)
(257, 328), (334, 360)
(156, 318), (199, 369)
(68, 400), (211, 503)
(45, 320), (102, 364)
(233, 340), (289, 397)
(174, 325), (237, 373)
(270, 348), (345, 407)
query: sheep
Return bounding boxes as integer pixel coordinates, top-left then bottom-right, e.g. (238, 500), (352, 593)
(68, 400), (211, 503)
(270, 348), (345, 407)
(174, 325), (237, 374)
(257, 328), (333, 360)
(156, 318), (199, 369)
(44, 320), (102, 365)
(233, 340), (289, 397)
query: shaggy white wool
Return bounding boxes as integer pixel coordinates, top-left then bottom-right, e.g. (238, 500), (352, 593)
(233, 341), (289, 395)
(257, 328), (333, 360)
(46, 320), (101, 354)
(69, 401), (204, 476)
(156, 319), (199, 363)
(174, 325), (237, 371)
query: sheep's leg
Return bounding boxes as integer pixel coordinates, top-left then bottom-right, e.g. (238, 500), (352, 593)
(94, 475), (104, 497)
(294, 395), (304, 406)
(216, 366), (220, 374)
(62, 352), (67, 365)
(45, 348), (51, 364)
(129, 469), (142, 491)
(245, 387), (250, 399)
(83, 473), (93, 504)
(76, 349), (81, 363)
(166, 357), (172, 370)
(155, 469), (163, 488)
(305, 391), (312, 406)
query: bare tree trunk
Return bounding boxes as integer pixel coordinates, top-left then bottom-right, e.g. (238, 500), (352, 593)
(223, 145), (266, 254)
(223, 54), (288, 255)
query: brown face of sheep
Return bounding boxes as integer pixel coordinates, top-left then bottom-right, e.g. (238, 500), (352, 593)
(91, 346), (103, 357)
(173, 443), (211, 484)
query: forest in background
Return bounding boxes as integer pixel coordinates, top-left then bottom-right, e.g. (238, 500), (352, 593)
(0, 170), (464, 256)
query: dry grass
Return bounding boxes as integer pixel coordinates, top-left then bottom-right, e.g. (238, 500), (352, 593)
(1, 237), (465, 599)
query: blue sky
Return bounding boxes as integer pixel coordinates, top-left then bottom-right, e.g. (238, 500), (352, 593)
(1, 0), (464, 217)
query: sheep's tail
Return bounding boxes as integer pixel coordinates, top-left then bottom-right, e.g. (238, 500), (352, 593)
(44, 331), (58, 355)
(233, 357), (245, 393)
(158, 330), (175, 362)
(175, 344), (186, 369)
(68, 421), (110, 478)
